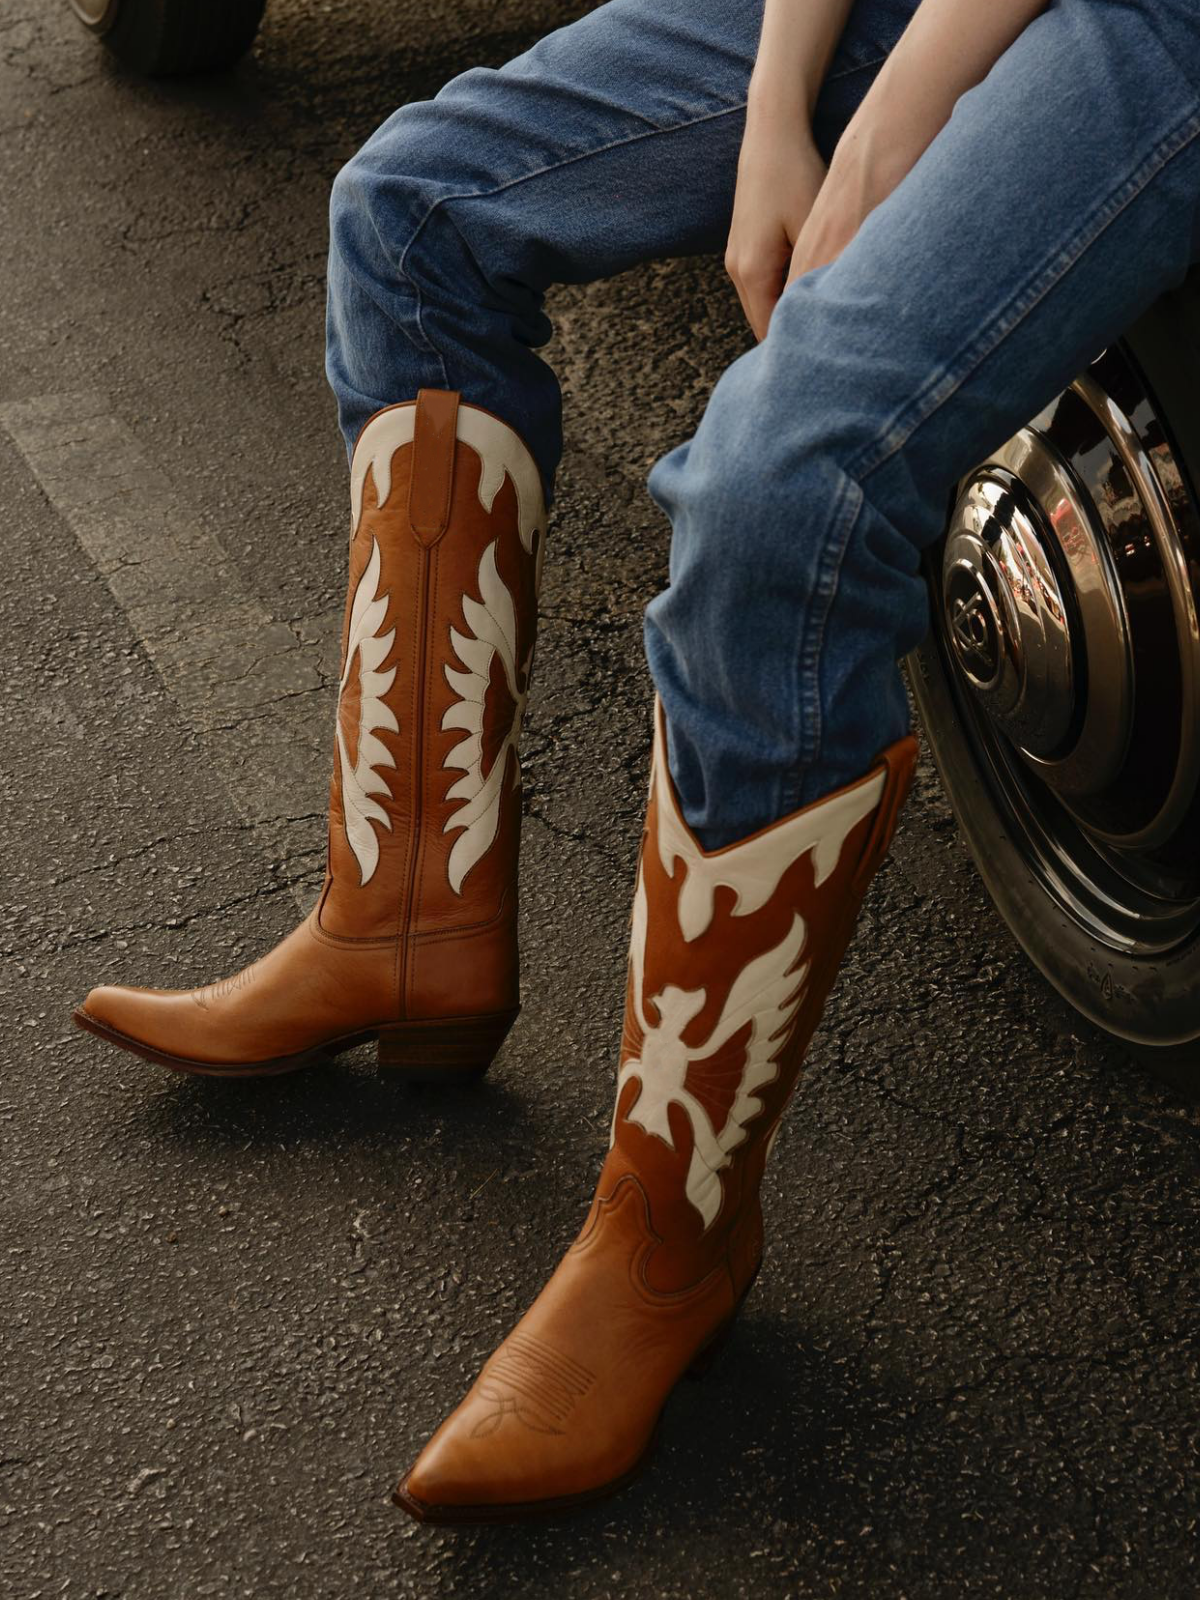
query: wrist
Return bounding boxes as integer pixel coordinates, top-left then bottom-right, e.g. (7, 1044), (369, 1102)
(745, 73), (819, 152)
(833, 65), (931, 191)
(840, 48), (957, 173)
(747, 52), (821, 121)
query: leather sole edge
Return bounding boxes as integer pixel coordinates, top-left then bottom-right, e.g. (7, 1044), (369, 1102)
(391, 1443), (655, 1527)
(72, 1007), (330, 1077)
(71, 1006), (511, 1080)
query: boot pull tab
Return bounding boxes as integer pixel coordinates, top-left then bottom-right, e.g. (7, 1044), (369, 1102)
(408, 387), (460, 546)
(850, 731), (920, 897)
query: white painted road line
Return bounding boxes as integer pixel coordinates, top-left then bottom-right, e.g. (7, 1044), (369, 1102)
(1, 391), (341, 907)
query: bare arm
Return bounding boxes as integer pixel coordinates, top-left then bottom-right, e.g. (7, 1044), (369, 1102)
(750, 0), (857, 122)
(844, 0), (1055, 181)
(727, 0), (1051, 338)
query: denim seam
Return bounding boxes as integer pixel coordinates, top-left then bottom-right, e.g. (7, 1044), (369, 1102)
(825, 53), (889, 84)
(394, 99), (749, 360)
(782, 467), (864, 811)
(847, 100), (1200, 483)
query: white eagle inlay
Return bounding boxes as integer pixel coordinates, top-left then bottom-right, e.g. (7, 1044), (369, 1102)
(608, 695), (889, 1231)
(335, 537), (398, 885)
(441, 539), (532, 895)
(613, 863), (811, 1231)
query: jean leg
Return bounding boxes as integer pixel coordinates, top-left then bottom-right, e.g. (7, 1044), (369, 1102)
(324, 0), (918, 492)
(646, 0), (1200, 847)
(326, 0), (755, 489)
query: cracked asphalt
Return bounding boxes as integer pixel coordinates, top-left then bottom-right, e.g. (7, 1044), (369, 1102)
(2, 4), (1198, 1597)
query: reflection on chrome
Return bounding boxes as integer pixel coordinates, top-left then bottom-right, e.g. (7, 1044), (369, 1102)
(932, 338), (1200, 955)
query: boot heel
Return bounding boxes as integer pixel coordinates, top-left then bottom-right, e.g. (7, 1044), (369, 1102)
(685, 1318), (736, 1381)
(376, 1009), (518, 1080)
(685, 1259), (762, 1380)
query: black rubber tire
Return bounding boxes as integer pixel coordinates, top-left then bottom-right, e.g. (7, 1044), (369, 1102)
(70, 0), (267, 76)
(907, 267), (1200, 1098)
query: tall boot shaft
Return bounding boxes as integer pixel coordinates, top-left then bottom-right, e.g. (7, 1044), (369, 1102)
(601, 695), (917, 1291)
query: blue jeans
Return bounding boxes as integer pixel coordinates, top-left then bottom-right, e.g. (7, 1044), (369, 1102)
(326, 0), (1200, 848)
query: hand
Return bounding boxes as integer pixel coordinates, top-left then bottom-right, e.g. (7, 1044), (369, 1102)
(730, 0), (1048, 338)
(725, 102), (829, 342)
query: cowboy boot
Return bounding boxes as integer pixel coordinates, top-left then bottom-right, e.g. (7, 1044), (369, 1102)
(74, 389), (547, 1078)
(394, 695), (917, 1521)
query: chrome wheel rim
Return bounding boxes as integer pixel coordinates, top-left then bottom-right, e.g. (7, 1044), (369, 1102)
(932, 341), (1200, 955)
(69, 0), (119, 31)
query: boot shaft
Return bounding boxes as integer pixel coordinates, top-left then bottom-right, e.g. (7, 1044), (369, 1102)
(601, 698), (918, 1291)
(321, 390), (547, 1004)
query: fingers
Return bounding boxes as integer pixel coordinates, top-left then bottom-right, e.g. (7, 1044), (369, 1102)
(723, 134), (829, 338)
(725, 230), (791, 341)
(786, 207), (853, 288)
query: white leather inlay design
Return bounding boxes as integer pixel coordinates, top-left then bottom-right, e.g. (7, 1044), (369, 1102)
(651, 698), (885, 942)
(614, 865), (810, 1231)
(349, 400), (547, 557)
(335, 537), (398, 885)
(344, 397), (547, 894)
(455, 405), (546, 556)
(441, 540), (531, 895)
(350, 404), (414, 534)
(609, 697), (888, 1228)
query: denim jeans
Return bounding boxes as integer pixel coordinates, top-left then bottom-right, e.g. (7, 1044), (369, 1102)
(326, 0), (1200, 848)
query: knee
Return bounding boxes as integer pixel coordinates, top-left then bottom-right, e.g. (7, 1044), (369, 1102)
(648, 425), (874, 644)
(329, 77), (492, 263)
(645, 327), (867, 581)
(329, 112), (430, 280)
(648, 282), (950, 590)
(646, 396), (933, 683)
(327, 90), (537, 323)
(328, 145), (371, 236)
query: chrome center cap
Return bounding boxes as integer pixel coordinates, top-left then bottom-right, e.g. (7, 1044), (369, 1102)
(942, 470), (1075, 758)
(944, 561), (1004, 690)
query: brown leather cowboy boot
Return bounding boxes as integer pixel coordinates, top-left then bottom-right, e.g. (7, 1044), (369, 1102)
(394, 696), (917, 1521)
(74, 389), (547, 1078)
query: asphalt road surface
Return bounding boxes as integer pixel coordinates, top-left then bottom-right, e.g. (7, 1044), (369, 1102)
(2, 4), (1198, 1597)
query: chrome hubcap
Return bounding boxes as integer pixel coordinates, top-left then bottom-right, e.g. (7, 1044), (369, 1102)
(944, 425), (1139, 801)
(933, 339), (1200, 951)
